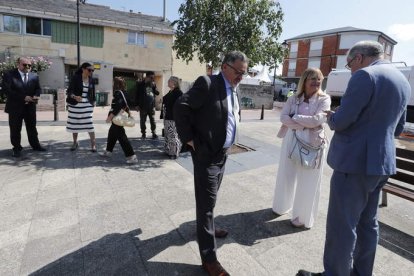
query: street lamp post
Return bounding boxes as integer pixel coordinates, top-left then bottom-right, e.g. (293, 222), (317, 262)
(77, 0), (86, 68)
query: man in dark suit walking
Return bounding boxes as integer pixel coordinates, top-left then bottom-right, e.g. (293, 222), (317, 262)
(136, 71), (159, 139)
(174, 51), (248, 276)
(297, 41), (411, 276)
(2, 57), (46, 157)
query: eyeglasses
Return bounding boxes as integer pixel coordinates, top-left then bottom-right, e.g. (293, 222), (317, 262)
(345, 54), (364, 70)
(22, 63), (32, 68)
(345, 57), (356, 70)
(226, 63), (248, 77)
(87, 68), (94, 72)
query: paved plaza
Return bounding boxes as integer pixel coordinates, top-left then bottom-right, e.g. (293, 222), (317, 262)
(0, 107), (413, 275)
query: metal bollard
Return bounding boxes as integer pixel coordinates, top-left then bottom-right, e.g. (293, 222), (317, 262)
(53, 93), (59, 121)
(260, 104), (264, 120)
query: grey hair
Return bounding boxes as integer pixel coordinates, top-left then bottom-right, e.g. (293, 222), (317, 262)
(169, 76), (181, 89)
(348, 41), (384, 59)
(222, 51), (249, 65)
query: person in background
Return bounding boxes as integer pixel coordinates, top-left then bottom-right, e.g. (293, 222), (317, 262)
(174, 50), (248, 276)
(273, 68), (331, 229)
(100, 77), (138, 164)
(2, 57), (47, 157)
(297, 41), (411, 276)
(136, 71), (159, 139)
(66, 62), (96, 152)
(161, 76), (183, 159)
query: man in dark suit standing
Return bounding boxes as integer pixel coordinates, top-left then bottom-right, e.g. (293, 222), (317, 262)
(2, 57), (46, 157)
(297, 41), (411, 276)
(174, 51), (248, 276)
(136, 71), (159, 139)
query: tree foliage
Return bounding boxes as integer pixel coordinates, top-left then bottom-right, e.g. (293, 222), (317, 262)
(172, 0), (286, 68)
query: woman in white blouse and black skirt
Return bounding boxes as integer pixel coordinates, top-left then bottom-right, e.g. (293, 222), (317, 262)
(66, 62), (96, 152)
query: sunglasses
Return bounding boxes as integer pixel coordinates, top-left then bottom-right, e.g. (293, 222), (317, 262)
(87, 68), (94, 72)
(22, 63), (32, 68)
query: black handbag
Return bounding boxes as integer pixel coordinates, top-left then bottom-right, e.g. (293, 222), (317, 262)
(66, 95), (78, 105)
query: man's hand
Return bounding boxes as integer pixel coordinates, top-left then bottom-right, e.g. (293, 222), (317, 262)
(187, 140), (195, 151)
(24, 96), (34, 103)
(324, 110), (334, 120)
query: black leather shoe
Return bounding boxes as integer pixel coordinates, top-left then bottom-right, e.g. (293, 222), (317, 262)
(33, 146), (47, 152)
(152, 133), (158, 139)
(296, 270), (322, 276)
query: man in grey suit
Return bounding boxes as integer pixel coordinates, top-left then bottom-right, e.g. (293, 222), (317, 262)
(297, 41), (411, 276)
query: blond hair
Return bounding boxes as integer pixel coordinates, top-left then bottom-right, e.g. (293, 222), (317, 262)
(295, 68), (324, 99)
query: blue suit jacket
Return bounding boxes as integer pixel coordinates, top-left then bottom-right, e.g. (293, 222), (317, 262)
(327, 60), (411, 175)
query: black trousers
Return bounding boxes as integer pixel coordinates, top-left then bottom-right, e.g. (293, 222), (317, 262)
(191, 150), (227, 262)
(8, 105), (40, 151)
(106, 124), (135, 157)
(139, 109), (156, 135)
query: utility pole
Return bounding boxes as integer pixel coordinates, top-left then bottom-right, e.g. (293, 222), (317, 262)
(77, 0), (86, 68)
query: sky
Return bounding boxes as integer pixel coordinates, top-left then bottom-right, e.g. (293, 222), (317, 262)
(87, 0), (414, 69)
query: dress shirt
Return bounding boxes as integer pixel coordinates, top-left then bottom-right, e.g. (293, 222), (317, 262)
(223, 76), (238, 148)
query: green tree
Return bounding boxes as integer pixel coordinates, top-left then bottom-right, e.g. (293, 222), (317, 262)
(172, 0), (286, 68)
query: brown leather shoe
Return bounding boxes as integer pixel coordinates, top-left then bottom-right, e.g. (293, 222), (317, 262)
(202, 260), (230, 276)
(214, 228), (228, 238)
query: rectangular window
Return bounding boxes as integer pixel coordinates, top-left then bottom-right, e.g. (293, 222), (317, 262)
(43, 19), (51, 36)
(3, 15), (21, 33)
(127, 31), (145, 45)
(26, 17), (52, 36)
(26, 17), (42, 35)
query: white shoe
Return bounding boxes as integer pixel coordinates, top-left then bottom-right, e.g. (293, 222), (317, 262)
(99, 150), (112, 158)
(290, 217), (305, 228)
(126, 155), (138, 164)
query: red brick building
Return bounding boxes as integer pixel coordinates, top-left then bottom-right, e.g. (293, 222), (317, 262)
(281, 27), (397, 87)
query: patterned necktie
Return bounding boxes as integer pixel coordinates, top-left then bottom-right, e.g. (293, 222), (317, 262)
(23, 73), (28, 84)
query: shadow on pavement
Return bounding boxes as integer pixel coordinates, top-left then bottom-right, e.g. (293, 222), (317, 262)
(0, 137), (169, 171)
(29, 208), (303, 275)
(379, 221), (414, 262)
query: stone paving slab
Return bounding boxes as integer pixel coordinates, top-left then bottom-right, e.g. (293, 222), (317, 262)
(0, 108), (413, 275)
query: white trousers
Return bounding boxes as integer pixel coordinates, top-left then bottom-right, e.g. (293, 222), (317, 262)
(272, 129), (325, 228)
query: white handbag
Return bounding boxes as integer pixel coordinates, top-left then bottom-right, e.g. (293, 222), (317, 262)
(288, 131), (324, 169)
(112, 91), (135, 127)
(287, 97), (325, 169)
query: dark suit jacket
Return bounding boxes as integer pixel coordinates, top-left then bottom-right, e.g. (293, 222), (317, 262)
(66, 74), (95, 105)
(2, 69), (41, 114)
(174, 73), (231, 160)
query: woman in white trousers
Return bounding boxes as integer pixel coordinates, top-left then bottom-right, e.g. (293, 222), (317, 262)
(273, 68), (331, 229)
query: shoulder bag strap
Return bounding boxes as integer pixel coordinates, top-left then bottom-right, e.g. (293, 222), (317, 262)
(118, 91), (130, 110)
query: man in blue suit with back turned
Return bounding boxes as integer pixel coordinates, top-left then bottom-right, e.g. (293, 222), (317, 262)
(297, 41), (411, 276)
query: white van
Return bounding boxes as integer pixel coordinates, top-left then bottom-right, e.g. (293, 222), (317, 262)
(326, 66), (414, 121)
